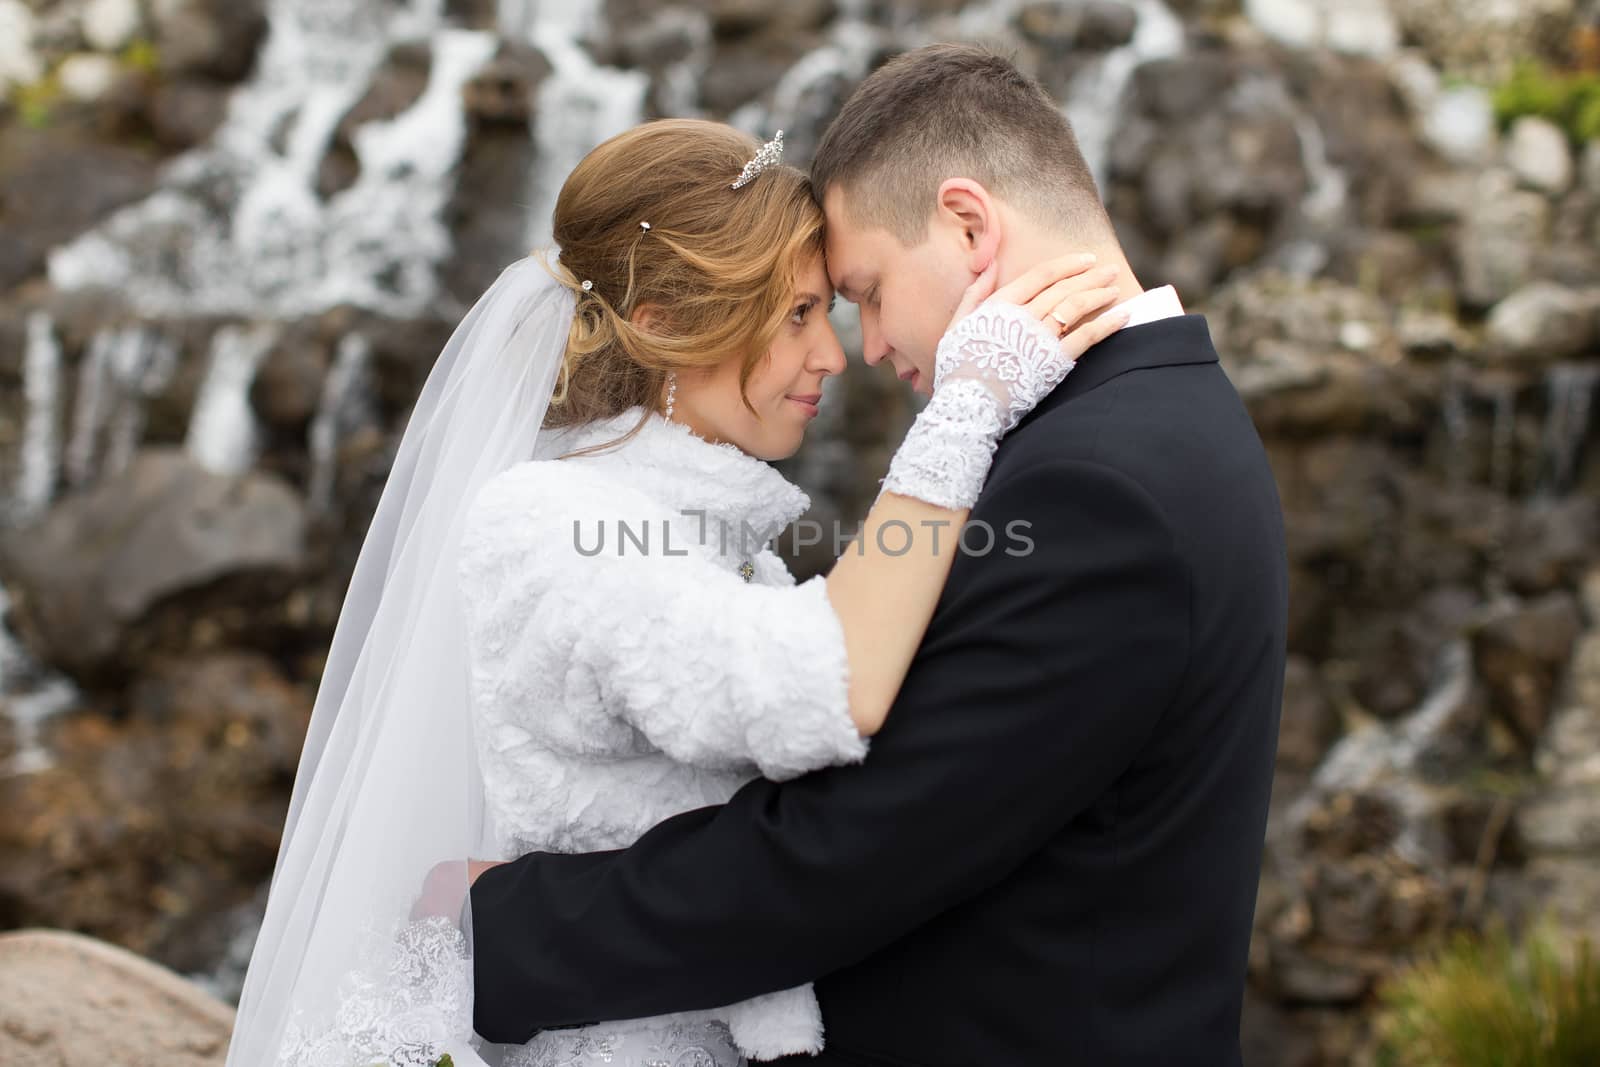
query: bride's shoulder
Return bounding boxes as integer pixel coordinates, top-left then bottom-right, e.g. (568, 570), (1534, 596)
(464, 459), (665, 545)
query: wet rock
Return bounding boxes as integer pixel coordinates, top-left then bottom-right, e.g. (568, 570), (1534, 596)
(1388, 0), (1579, 83)
(1442, 790), (1526, 870)
(1455, 172), (1550, 308)
(707, 0), (836, 40)
(0, 449), (307, 680)
(699, 46), (781, 115)
(441, 44), (547, 306)
(1504, 499), (1600, 597)
(56, 52), (121, 102)
(0, 652), (308, 974)
(0, 123), (161, 292)
(151, 0), (269, 83)
(1349, 588), (1482, 725)
(1211, 278), (1422, 435)
(1524, 855), (1600, 948)
(1018, 0), (1138, 50)
(1115, 58), (1315, 298)
(445, 0), (498, 29)
(1518, 782), (1600, 854)
(317, 41), (433, 200)
(1420, 85), (1496, 165)
(0, 930), (233, 1066)
(81, 0), (143, 53)
(1303, 852), (1451, 948)
(462, 41), (549, 126)
(250, 324), (331, 431)
(1507, 115), (1574, 195)
(1513, 613), (1597, 858)
(1472, 593), (1584, 747)
(1277, 0), (1399, 57)
(1265, 940), (1377, 1004)
(1396, 306), (1471, 358)
(1484, 282), (1600, 365)
(146, 77), (231, 151)
(1261, 849), (1453, 1003)
(1129, 52), (1236, 123)
(1583, 141), (1600, 198)
(1284, 55), (1422, 231)
(1402, 168), (1475, 225)
(1278, 656), (1340, 771)
(0, 1), (44, 94)
(1531, 630), (1600, 786)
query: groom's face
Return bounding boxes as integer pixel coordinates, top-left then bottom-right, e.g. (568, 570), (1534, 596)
(822, 185), (971, 397)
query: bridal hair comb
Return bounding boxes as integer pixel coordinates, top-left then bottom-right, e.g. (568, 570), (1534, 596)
(731, 130), (785, 189)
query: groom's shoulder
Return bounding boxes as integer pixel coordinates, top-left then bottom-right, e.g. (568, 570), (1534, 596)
(982, 340), (1263, 516)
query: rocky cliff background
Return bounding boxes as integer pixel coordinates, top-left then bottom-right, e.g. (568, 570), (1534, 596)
(1, 1), (1598, 1063)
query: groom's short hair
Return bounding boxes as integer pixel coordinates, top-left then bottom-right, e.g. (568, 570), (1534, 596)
(811, 44), (1112, 246)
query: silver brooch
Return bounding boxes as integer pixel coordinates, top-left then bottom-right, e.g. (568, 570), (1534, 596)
(731, 130), (785, 190)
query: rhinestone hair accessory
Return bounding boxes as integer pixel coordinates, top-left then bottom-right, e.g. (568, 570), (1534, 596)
(731, 130), (785, 190)
(580, 279), (593, 291)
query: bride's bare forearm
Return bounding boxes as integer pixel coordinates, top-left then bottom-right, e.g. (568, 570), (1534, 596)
(825, 492), (968, 737)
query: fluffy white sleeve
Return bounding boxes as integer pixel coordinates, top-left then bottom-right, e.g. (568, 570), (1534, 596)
(456, 461), (868, 781)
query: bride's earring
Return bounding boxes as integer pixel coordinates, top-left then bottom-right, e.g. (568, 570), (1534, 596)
(664, 371), (677, 419)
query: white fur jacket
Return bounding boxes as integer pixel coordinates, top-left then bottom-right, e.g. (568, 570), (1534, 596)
(454, 408), (868, 1061)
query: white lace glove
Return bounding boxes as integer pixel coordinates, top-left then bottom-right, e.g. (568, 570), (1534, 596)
(880, 256), (1129, 510)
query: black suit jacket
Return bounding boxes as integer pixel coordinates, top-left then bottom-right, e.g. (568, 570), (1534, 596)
(471, 314), (1288, 1066)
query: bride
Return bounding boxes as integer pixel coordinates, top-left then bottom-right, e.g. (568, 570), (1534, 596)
(225, 118), (1127, 1067)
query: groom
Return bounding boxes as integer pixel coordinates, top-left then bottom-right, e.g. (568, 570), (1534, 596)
(470, 45), (1287, 1065)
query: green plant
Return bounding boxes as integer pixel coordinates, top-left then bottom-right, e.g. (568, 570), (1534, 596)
(1376, 919), (1600, 1067)
(120, 38), (161, 75)
(13, 73), (62, 129)
(1492, 62), (1600, 145)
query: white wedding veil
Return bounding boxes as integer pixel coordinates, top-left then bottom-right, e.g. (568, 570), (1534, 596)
(226, 255), (574, 1067)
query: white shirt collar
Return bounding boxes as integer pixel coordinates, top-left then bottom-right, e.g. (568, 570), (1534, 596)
(1111, 284), (1184, 330)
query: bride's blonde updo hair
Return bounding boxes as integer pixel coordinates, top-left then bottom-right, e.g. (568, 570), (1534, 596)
(544, 119), (825, 442)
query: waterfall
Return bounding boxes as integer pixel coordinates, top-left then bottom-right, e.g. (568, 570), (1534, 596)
(0, 585), (76, 778)
(306, 333), (375, 514)
(1280, 640), (1475, 869)
(731, 18), (879, 157)
(518, 0), (647, 248)
(61, 325), (180, 489)
(1441, 364), (1471, 488)
(13, 313), (63, 524)
(1538, 363), (1599, 495)
(185, 324), (279, 476)
(1278, 105), (1350, 277)
(63, 329), (113, 489)
(1232, 73), (1350, 278)
(651, 8), (714, 118)
(1489, 381), (1518, 496)
(105, 329), (180, 478)
(1064, 0), (1186, 188)
(47, 0), (493, 319)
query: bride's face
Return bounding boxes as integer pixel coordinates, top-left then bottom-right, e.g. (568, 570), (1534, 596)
(672, 255), (846, 461)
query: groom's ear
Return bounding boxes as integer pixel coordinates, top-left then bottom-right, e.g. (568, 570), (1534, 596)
(935, 178), (1001, 274)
